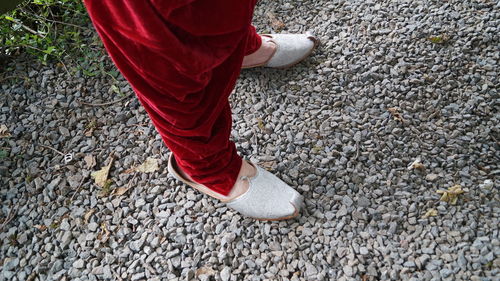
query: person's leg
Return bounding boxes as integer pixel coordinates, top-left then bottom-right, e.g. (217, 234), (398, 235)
(83, 0), (259, 196)
(244, 26), (262, 56)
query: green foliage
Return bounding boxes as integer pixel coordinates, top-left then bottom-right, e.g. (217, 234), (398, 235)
(0, 149), (8, 159)
(0, 0), (104, 76)
(8, 233), (18, 246)
(427, 34), (451, 45)
(49, 221), (60, 229)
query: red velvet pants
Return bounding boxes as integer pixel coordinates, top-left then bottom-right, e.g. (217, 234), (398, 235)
(84, 0), (261, 195)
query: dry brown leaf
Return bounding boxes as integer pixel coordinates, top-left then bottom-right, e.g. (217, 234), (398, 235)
(388, 107), (405, 122)
(84, 155), (96, 169)
(91, 155), (114, 187)
(135, 157), (159, 173)
(195, 267), (215, 277)
(408, 157), (425, 170)
(84, 128), (94, 137)
(266, 11), (285, 31)
(84, 208), (95, 224)
(0, 124), (11, 138)
(100, 222), (110, 242)
(259, 161), (276, 170)
(426, 173), (439, 181)
(132, 129), (145, 136)
(112, 187), (130, 196)
(257, 118), (265, 131)
(122, 157), (160, 174)
(33, 225), (47, 231)
(312, 145), (323, 153)
(84, 120), (96, 137)
(436, 184), (465, 205)
(422, 208), (438, 218)
(413, 163), (425, 170)
(122, 168), (135, 174)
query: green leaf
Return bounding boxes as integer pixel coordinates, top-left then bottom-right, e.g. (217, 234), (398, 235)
(111, 84), (121, 96)
(42, 46), (55, 54)
(0, 150), (8, 159)
(82, 69), (98, 77)
(108, 70), (119, 78)
(428, 34), (450, 44)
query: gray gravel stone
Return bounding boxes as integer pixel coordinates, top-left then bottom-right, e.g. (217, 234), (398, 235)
(440, 268), (453, 279)
(88, 222), (99, 232)
(305, 262), (318, 278)
(343, 265), (354, 277)
(131, 272), (145, 280)
(403, 261), (416, 268)
(73, 259), (85, 269)
(336, 205), (348, 218)
(3, 270), (15, 279)
(135, 198), (146, 208)
(359, 247), (369, 255)
(342, 195), (353, 207)
(91, 266), (103, 275)
(357, 197), (370, 207)
(3, 257), (19, 271)
(103, 265), (112, 279)
(220, 267), (231, 281)
(61, 231), (73, 248)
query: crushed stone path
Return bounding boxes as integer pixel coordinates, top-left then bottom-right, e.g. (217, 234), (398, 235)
(1, 1), (498, 280)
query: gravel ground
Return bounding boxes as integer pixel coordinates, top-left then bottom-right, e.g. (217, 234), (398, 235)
(1, 0), (499, 280)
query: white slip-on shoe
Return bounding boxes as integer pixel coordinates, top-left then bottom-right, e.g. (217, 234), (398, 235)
(242, 32), (319, 69)
(167, 154), (304, 221)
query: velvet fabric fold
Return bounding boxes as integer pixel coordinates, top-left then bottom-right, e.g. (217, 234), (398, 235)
(84, 0), (261, 195)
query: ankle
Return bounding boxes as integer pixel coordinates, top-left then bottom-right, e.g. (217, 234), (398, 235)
(227, 160), (256, 199)
(242, 38), (277, 67)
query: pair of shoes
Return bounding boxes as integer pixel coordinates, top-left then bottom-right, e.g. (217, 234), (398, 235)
(167, 154), (304, 221)
(242, 32), (319, 69)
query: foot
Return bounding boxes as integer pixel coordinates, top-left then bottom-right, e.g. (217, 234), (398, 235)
(177, 159), (256, 201)
(168, 154), (304, 220)
(244, 33), (319, 69)
(242, 37), (277, 68)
